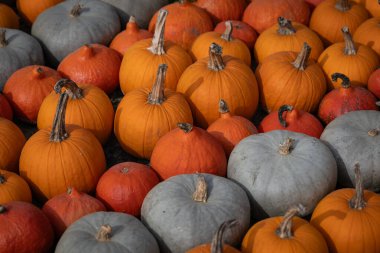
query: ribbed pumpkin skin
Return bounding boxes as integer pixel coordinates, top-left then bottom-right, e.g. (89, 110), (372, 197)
(0, 117), (26, 172)
(0, 3), (19, 29)
(353, 17), (380, 57)
(194, 0), (247, 24)
(3, 65), (61, 123)
(214, 21), (257, 51)
(16, 0), (63, 24)
(0, 93), (13, 120)
(0, 169), (32, 204)
(368, 68), (380, 98)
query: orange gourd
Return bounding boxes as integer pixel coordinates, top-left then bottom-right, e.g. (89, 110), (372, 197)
(353, 17), (380, 57)
(0, 169), (32, 204)
(353, 0), (380, 17)
(0, 3), (19, 29)
(120, 10), (193, 94)
(16, 0), (63, 24)
(115, 64), (193, 159)
(0, 93), (13, 120)
(194, 0), (247, 24)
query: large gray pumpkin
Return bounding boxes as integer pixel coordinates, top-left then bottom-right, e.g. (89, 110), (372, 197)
(141, 173), (250, 253)
(100, 0), (168, 28)
(228, 130), (337, 220)
(55, 211), (159, 253)
(0, 29), (44, 91)
(321, 110), (380, 192)
(31, 0), (120, 67)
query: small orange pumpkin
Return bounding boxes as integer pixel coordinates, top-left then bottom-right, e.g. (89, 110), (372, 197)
(0, 3), (19, 29)
(0, 169), (32, 204)
(16, 0), (63, 24)
(353, 0), (380, 17)
(353, 17), (380, 57)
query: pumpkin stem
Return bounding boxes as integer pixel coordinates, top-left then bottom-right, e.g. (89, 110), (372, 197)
(208, 43), (225, 71)
(342, 27), (356, 55)
(278, 138), (295, 155)
(276, 204), (306, 239)
(221, 21), (233, 41)
(376, 101), (380, 107)
(126, 16), (138, 32)
(179, 0), (188, 4)
(277, 17), (296, 35)
(178, 122), (193, 133)
(96, 225), (112, 241)
(278, 105), (294, 128)
(0, 205), (6, 214)
(192, 175), (208, 203)
(368, 129), (379, 136)
(331, 73), (351, 89)
(349, 164), (367, 210)
(54, 79), (84, 100)
(121, 168), (129, 174)
(148, 9), (168, 55)
(211, 220), (238, 253)
(0, 29), (7, 48)
(335, 0), (351, 11)
(219, 99), (230, 114)
(33, 67), (45, 79)
(49, 92), (70, 142)
(0, 174), (6, 184)
(129, 16), (136, 23)
(148, 64), (168, 104)
(292, 42), (311, 71)
(70, 3), (83, 17)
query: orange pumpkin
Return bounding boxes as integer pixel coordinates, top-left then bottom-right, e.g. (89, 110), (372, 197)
(0, 169), (32, 204)
(120, 10), (193, 94)
(311, 164), (380, 253)
(353, 17), (380, 57)
(0, 93), (13, 120)
(194, 0), (247, 24)
(177, 43), (259, 128)
(353, 0), (380, 17)
(191, 21), (251, 65)
(115, 64), (193, 159)
(0, 3), (19, 29)
(318, 27), (379, 89)
(256, 42), (326, 113)
(110, 16), (153, 56)
(37, 79), (114, 144)
(254, 17), (324, 63)
(20, 85), (106, 201)
(16, 0), (63, 24)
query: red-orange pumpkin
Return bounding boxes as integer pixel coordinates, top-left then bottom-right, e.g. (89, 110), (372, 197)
(368, 68), (380, 98)
(0, 169), (32, 204)
(194, 0), (247, 24)
(0, 93), (12, 120)
(0, 3), (19, 29)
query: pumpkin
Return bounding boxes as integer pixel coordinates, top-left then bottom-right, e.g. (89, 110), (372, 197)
(254, 17), (324, 63)
(310, 0), (369, 45)
(0, 29), (44, 91)
(187, 220), (241, 253)
(256, 42), (326, 113)
(207, 100), (258, 157)
(141, 173), (250, 253)
(320, 110), (380, 191)
(42, 187), (106, 237)
(0, 169), (32, 204)
(110, 16), (153, 56)
(0, 117), (26, 172)
(55, 211), (159, 253)
(37, 79), (114, 145)
(228, 130), (337, 220)
(115, 64), (193, 159)
(0, 201), (54, 253)
(353, 17), (380, 57)
(242, 0), (310, 34)
(119, 10), (193, 94)
(58, 44), (122, 95)
(149, 0), (214, 50)
(151, 123), (227, 180)
(194, 0), (247, 24)
(214, 20), (257, 51)
(242, 204), (329, 253)
(3, 65), (61, 123)
(318, 27), (379, 89)
(20, 87), (106, 201)
(190, 21), (251, 65)
(354, 0), (380, 17)
(0, 3), (19, 29)
(96, 162), (159, 216)
(368, 68), (380, 98)
(177, 43), (259, 128)
(311, 164), (380, 253)
(258, 104), (324, 138)
(0, 93), (13, 120)
(305, 0), (325, 9)
(16, 0), (63, 24)
(31, 0), (120, 67)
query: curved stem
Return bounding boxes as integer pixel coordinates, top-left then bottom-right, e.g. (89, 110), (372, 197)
(0, 30), (7, 48)
(0, 206), (6, 214)
(349, 164), (366, 210)
(147, 64), (168, 104)
(276, 204), (306, 239)
(148, 9), (168, 55)
(208, 43), (225, 71)
(192, 175), (208, 203)
(70, 3), (83, 17)
(49, 93), (69, 142)
(278, 138), (295, 155)
(292, 42), (311, 71)
(219, 99), (230, 114)
(96, 225), (112, 241)
(278, 105), (293, 128)
(335, 0), (351, 11)
(54, 79), (83, 100)
(221, 21), (233, 41)
(211, 220), (238, 253)
(342, 27), (356, 55)
(178, 123), (193, 133)
(277, 17), (296, 35)
(368, 129), (379, 136)
(331, 73), (350, 89)
(0, 174), (6, 184)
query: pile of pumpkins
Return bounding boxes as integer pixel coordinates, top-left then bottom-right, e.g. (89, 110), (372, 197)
(1, 0), (380, 252)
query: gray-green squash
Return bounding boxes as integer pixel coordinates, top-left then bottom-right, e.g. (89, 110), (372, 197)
(55, 211), (159, 253)
(141, 173), (250, 253)
(228, 130), (337, 221)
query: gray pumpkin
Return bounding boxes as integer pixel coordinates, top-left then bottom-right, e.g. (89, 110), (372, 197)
(31, 0), (120, 67)
(141, 173), (250, 253)
(100, 0), (168, 28)
(228, 130), (337, 221)
(55, 211), (159, 253)
(320, 110), (380, 192)
(0, 29), (44, 91)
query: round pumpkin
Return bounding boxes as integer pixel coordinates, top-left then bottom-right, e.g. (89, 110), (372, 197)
(368, 68), (380, 98)
(0, 93), (13, 120)
(3, 65), (61, 123)
(115, 64), (193, 159)
(16, 0), (63, 24)
(0, 3), (19, 29)
(96, 162), (159, 216)
(20, 88), (106, 201)
(177, 43), (259, 128)
(58, 44), (122, 95)
(119, 9), (193, 94)
(256, 42), (326, 113)
(258, 104), (324, 138)
(353, 0), (380, 17)
(0, 169), (32, 204)
(42, 187), (106, 237)
(194, 0), (247, 24)
(0, 201), (54, 253)
(353, 17), (380, 57)
(37, 79), (114, 145)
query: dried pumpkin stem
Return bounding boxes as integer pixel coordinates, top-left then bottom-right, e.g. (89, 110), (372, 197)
(0, 30), (7, 48)
(278, 105), (294, 128)
(277, 17), (296, 35)
(129, 16), (136, 23)
(121, 168), (129, 174)
(208, 43), (225, 71)
(179, 0), (188, 4)
(70, 3), (83, 17)
(368, 129), (379, 136)
(342, 27), (356, 55)
(0, 206), (6, 213)
(192, 175), (208, 202)
(148, 64), (168, 104)
(96, 225), (112, 241)
(211, 220), (238, 253)
(292, 42), (311, 71)
(0, 175), (6, 184)
(148, 9), (168, 55)
(54, 79), (83, 99)
(33, 67), (45, 79)
(221, 21), (233, 41)
(276, 204), (306, 239)
(67, 187), (73, 195)
(376, 101), (380, 107)
(331, 73), (350, 88)
(349, 164), (366, 210)
(219, 99), (230, 114)
(178, 123), (193, 133)
(279, 138), (295, 155)
(49, 92), (69, 142)
(335, 0), (351, 11)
